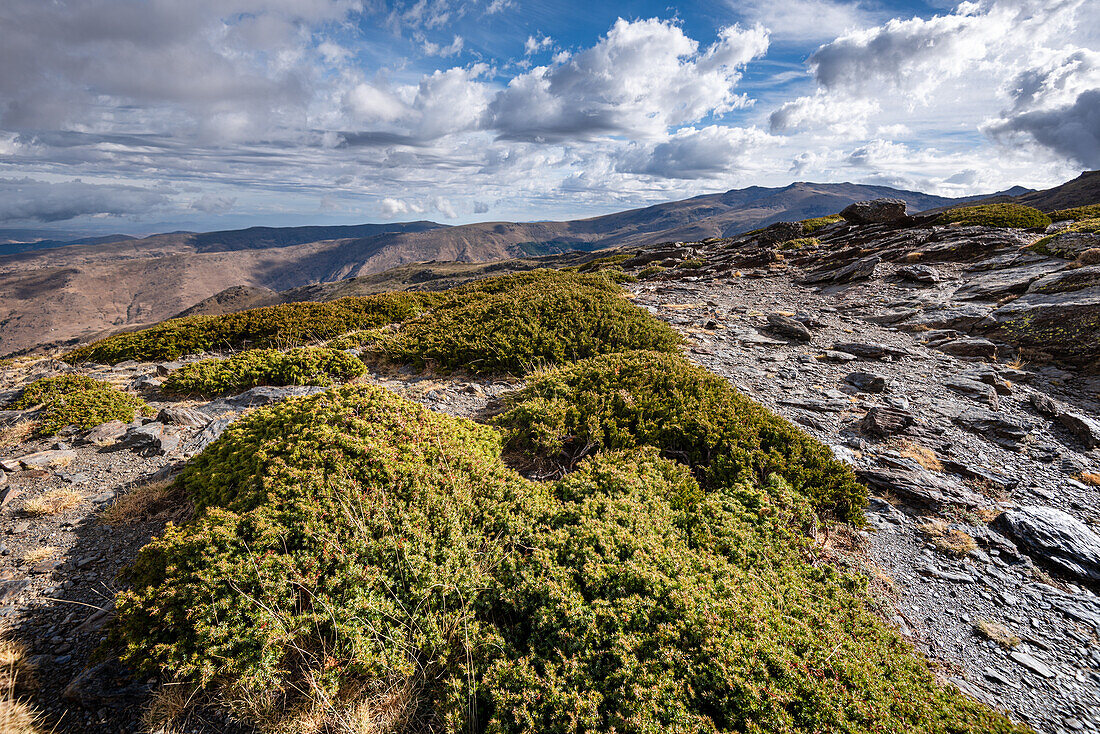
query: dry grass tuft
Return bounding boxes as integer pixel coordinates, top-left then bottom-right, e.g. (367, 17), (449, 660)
(973, 620), (1020, 649)
(0, 422), (35, 449)
(21, 547), (58, 566)
(1075, 472), (1100, 487)
(21, 488), (83, 517)
(0, 632), (40, 734)
(974, 507), (1002, 523)
(918, 520), (977, 556)
(1005, 356), (1028, 370)
(99, 479), (190, 526)
(897, 442), (943, 473)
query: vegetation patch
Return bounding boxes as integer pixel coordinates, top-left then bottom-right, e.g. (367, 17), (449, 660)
(1048, 203), (1100, 221)
(164, 347), (365, 397)
(64, 292), (437, 365)
(780, 236), (819, 251)
(108, 384), (1027, 734)
(576, 252), (630, 272)
(936, 203), (1051, 229)
(369, 270), (681, 374)
(9, 375), (150, 435)
(799, 213), (843, 232)
(22, 489), (83, 517)
(1030, 217), (1100, 254)
(494, 350), (865, 522)
(637, 264), (667, 278)
(974, 620), (1020, 649)
(677, 257), (705, 268)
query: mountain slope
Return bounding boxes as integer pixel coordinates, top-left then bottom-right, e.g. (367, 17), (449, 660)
(0, 181), (1013, 355)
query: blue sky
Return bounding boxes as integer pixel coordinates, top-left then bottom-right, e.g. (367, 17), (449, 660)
(0, 0), (1097, 234)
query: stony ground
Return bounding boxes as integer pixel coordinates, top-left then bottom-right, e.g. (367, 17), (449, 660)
(2, 212), (1099, 734)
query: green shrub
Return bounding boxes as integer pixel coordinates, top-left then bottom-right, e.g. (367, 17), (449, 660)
(482, 451), (1024, 734)
(65, 292), (437, 365)
(638, 264), (667, 277)
(678, 258), (705, 269)
(107, 386), (1025, 733)
(323, 328), (385, 351)
(936, 203), (1051, 228)
(1030, 217), (1100, 254)
(799, 214), (843, 232)
(10, 375), (150, 435)
(780, 237), (819, 251)
(1048, 203), (1100, 221)
(108, 384), (545, 727)
(494, 350), (865, 523)
(577, 252), (630, 272)
(163, 347), (366, 397)
(370, 270), (681, 374)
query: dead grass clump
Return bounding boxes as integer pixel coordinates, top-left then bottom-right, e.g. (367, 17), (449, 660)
(973, 620), (1020, 649)
(21, 488), (83, 516)
(99, 479), (190, 526)
(21, 547), (58, 566)
(0, 422), (35, 449)
(1075, 472), (1100, 487)
(918, 520), (977, 556)
(897, 442), (943, 472)
(0, 632), (40, 734)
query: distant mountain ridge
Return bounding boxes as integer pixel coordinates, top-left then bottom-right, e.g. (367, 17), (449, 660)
(2, 175), (1093, 356)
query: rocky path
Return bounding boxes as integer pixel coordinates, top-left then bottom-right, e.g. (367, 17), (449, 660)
(629, 252), (1100, 734)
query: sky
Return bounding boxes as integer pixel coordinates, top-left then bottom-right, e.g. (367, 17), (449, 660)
(0, 0), (1098, 235)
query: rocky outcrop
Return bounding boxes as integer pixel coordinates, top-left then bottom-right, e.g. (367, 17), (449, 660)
(840, 198), (908, 225)
(995, 507), (1100, 582)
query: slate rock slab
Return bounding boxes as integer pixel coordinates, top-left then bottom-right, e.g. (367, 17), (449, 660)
(841, 198), (908, 224)
(225, 385), (327, 407)
(995, 506), (1100, 582)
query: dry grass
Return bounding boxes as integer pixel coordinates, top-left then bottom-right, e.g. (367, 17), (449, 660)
(21, 547), (58, 566)
(0, 422), (35, 449)
(973, 620), (1020, 649)
(917, 519), (978, 556)
(1005, 356), (1028, 370)
(1076, 472), (1100, 487)
(99, 479), (190, 526)
(896, 442), (943, 473)
(902, 252), (925, 263)
(0, 632), (40, 734)
(21, 489), (82, 517)
(973, 507), (1002, 523)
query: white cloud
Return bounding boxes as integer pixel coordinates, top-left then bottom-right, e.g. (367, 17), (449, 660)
(524, 34), (552, 55)
(421, 34), (464, 57)
(735, 0), (880, 42)
(769, 93), (879, 136)
(987, 89), (1100, 168)
(487, 18), (769, 142)
(615, 125), (773, 179)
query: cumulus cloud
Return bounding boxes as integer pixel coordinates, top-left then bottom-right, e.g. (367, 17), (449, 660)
(421, 35), (464, 57)
(487, 19), (769, 142)
(0, 178), (170, 223)
(769, 93), (879, 136)
(524, 34), (553, 55)
(735, 0), (880, 42)
(615, 126), (772, 179)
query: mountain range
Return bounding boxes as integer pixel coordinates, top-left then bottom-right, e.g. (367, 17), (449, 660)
(2, 173), (1096, 357)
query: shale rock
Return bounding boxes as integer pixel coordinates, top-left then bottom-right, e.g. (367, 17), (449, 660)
(840, 198), (908, 225)
(995, 506), (1100, 582)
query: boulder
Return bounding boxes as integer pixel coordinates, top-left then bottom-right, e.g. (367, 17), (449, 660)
(802, 255), (880, 284)
(953, 261), (1065, 300)
(845, 371), (886, 393)
(225, 385), (327, 408)
(181, 416), (236, 457)
(1028, 392), (1060, 418)
(896, 264), (946, 283)
(81, 419), (128, 446)
(937, 338), (998, 360)
(1026, 264), (1100, 295)
(858, 459), (984, 507)
(944, 376), (999, 408)
(952, 407), (1033, 448)
(831, 342), (907, 360)
(995, 506), (1100, 581)
(754, 221), (805, 246)
(840, 198), (908, 225)
(120, 423), (180, 456)
(982, 286), (1100, 371)
(156, 406), (208, 428)
(16, 449), (76, 469)
(1057, 411), (1100, 449)
(765, 313), (813, 341)
(860, 406), (914, 437)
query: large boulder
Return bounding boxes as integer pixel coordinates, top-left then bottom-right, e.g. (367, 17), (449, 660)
(982, 286), (1100, 371)
(840, 198), (909, 225)
(995, 506), (1100, 582)
(1026, 264), (1100, 295)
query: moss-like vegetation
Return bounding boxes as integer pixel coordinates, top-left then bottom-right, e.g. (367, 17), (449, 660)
(1048, 203), (1100, 221)
(799, 213), (843, 232)
(108, 384), (1027, 733)
(494, 350), (865, 523)
(577, 252), (631, 272)
(780, 236), (819, 251)
(163, 347), (366, 397)
(1029, 217), (1100, 255)
(64, 292), (437, 365)
(677, 257), (705, 268)
(10, 375), (150, 435)
(638, 264), (667, 277)
(936, 203), (1051, 229)
(369, 270), (681, 374)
